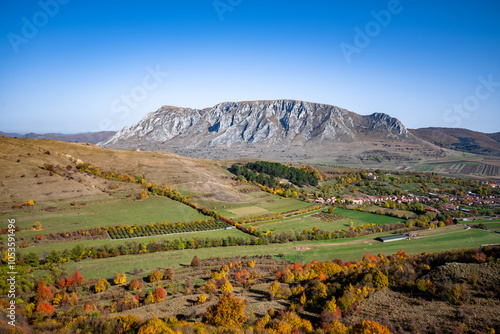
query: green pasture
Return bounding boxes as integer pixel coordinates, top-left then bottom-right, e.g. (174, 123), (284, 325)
(296, 227), (500, 264)
(10, 196), (209, 239)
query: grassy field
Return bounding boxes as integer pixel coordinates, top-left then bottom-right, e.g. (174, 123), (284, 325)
(254, 198), (313, 213)
(12, 196), (210, 239)
(251, 208), (404, 234)
(60, 226), (500, 280)
(228, 206), (270, 216)
(18, 227), (251, 256)
(295, 227), (500, 264)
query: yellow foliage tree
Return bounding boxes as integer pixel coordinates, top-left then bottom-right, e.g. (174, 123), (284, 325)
(351, 320), (392, 334)
(94, 278), (109, 293)
(114, 273), (127, 285)
(325, 320), (348, 334)
(33, 221), (42, 230)
(324, 297), (337, 312)
(372, 271), (389, 289)
(220, 280), (233, 294)
(198, 294), (207, 303)
(149, 270), (163, 282)
(206, 294), (247, 327)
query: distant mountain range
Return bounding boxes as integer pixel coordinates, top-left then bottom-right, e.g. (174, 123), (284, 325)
(0, 131), (116, 144)
(410, 128), (500, 157)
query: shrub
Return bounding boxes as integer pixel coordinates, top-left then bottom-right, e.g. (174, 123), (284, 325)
(372, 271), (389, 289)
(114, 273), (127, 285)
(149, 270), (163, 282)
(190, 255), (201, 267)
(33, 221), (42, 230)
(198, 294), (207, 304)
(205, 294), (247, 327)
(351, 320), (392, 334)
(153, 286), (167, 302)
(94, 278), (109, 293)
(220, 280), (233, 294)
(36, 302), (55, 315)
(164, 267), (174, 280)
(128, 278), (143, 291)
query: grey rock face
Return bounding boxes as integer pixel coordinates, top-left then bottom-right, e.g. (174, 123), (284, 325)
(99, 100), (415, 154)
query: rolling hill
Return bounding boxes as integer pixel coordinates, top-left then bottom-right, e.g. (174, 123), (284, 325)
(410, 127), (500, 157)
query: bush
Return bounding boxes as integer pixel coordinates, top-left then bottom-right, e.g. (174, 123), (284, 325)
(205, 294), (247, 327)
(149, 270), (163, 282)
(114, 273), (127, 285)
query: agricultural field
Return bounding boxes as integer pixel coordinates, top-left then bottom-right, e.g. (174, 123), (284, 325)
(12, 195), (209, 240)
(250, 207), (404, 234)
(415, 161), (500, 177)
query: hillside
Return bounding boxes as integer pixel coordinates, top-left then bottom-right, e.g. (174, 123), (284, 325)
(411, 127), (500, 157)
(99, 100), (447, 163)
(0, 136), (253, 211)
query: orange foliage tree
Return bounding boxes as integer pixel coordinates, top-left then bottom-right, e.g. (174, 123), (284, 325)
(36, 302), (55, 315)
(153, 286), (167, 302)
(35, 280), (53, 304)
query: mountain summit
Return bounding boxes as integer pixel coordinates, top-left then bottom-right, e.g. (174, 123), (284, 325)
(100, 100), (435, 161)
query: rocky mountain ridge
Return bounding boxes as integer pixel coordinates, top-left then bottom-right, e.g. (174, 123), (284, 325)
(100, 100), (422, 161)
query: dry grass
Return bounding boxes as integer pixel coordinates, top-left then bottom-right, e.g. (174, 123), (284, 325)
(0, 136), (260, 212)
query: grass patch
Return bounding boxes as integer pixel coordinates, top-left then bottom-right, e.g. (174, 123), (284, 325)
(228, 206), (270, 216)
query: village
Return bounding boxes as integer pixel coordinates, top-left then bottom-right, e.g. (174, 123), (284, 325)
(315, 179), (500, 215)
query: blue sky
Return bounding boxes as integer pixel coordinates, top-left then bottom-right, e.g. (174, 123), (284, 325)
(0, 0), (499, 134)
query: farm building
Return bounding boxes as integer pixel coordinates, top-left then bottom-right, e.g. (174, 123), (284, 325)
(376, 234), (408, 242)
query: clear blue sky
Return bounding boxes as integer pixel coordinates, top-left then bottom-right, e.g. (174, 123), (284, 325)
(1, 0), (499, 134)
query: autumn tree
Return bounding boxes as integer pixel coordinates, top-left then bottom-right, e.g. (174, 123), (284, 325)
(190, 255), (201, 267)
(205, 294), (247, 327)
(220, 280), (233, 294)
(351, 320), (392, 334)
(164, 267), (174, 280)
(70, 292), (78, 306)
(94, 278), (109, 293)
(35, 280), (53, 304)
(153, 286), (167, 302)
(114, 273), (127, 285)
(128, 278), (143, 291)
(36, 302), (55, 316)
(324, 320), (348, 334)
(372, 271), (389, 289)
(33, 221), (42, 230)
(149, 270), (163, 282)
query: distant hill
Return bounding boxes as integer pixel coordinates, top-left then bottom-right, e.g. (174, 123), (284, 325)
(0, 131), (116, 144)
(410, 127), (500, 157)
